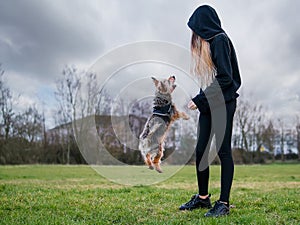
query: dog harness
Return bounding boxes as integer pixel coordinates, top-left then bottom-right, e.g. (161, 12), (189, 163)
(153, 104), (172, 118)
(152, 93), (173, 123)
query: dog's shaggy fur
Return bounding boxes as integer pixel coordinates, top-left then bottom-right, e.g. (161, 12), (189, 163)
(139, 76), (189, 173)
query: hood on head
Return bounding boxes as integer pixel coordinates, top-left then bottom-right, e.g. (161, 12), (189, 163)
(187, 5), (224, 40)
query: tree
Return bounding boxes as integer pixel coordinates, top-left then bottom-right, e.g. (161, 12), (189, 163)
(252, 104), (263, 148)
(277, 118), (285, 162)
(261, 120), (276, 162)
(85, 72), (102, 116)
(250, 104), (265, 162)
(13, 106), (43, 143)
(54, 65), (112, 164)
(95, 89), (112, 115)
(0, 66), (15, 141)
(234, 97), (267, 163)
(296, 116), (300, 161)
(55, 65), (82, 164)
(55, 65), (81, 123)
(234, 99), (252, 161)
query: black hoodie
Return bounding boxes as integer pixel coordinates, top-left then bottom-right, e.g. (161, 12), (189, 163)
(188, 5), (241, 113)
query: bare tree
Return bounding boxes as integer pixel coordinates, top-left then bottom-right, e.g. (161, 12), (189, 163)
(54, 65), (114, 164)
(13, 106), (43, 143)
(55, 65), (82, 123)
(296, 116), (300, 161)
(252, 104), (263, 149)
(235, 99), (251, 151)
(55, 65), (82, 164)
(95, 89), (112, 116)
(234, 98), (267, 163)
(261, 120), (276, 162)
(85, 72), (101, 116)
(250, 104), (266, 162)
(0, 65), (15, 141)
(277, 118), (285, 162)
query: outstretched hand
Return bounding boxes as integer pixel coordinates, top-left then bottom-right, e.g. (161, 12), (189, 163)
(188, 100), (197, 110)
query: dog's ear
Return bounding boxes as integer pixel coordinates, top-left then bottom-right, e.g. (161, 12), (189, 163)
(151, 77), (159, 86)
(172, 84), (177, 92)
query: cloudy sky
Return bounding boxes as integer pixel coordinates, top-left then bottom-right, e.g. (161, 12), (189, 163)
(0, 0), (299, 128)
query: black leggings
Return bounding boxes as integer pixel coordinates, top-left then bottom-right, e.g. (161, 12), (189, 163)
(195, 99), (236, 203)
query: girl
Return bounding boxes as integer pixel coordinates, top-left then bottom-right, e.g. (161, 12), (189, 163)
(179, 5), (241, 217)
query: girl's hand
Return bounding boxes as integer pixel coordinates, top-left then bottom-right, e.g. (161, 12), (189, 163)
(188, 100), (197, 110)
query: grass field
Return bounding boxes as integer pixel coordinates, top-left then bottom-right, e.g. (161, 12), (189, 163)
(0, 164), (299, 225)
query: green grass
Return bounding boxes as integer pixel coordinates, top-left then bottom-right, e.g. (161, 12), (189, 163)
(0, 164), (299, 224)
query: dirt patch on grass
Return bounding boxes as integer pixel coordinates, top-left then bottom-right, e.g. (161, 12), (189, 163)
(1, 179), (123, 189)
(155, 181), (300, 191)
(2, 178), (299, 191)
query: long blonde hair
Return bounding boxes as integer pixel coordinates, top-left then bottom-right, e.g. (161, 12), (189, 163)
(191, 32), (216, 88)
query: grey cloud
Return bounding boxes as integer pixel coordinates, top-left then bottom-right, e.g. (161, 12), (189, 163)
(0, 0), (105, 81)
(0, 0), (299, 127)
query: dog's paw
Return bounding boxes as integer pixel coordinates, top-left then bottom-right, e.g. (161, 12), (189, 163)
(182, 113), (190, 120)
(154, 165), (163, 173)
(155, 168), (163, 173)
(148, 165), (154, 170)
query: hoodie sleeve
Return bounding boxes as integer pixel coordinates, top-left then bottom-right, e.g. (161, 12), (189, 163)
(192, 88), (210, 113)
(192, 34), (233, 113)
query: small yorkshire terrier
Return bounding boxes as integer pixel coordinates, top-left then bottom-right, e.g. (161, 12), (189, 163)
(139, 76), (189, 173)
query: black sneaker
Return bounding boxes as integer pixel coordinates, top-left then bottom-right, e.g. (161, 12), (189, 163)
(204, 200), (229, 217)
(179, 194), (212, 211)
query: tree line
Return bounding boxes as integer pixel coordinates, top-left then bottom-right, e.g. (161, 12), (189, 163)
(0, 64), (299, 165)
